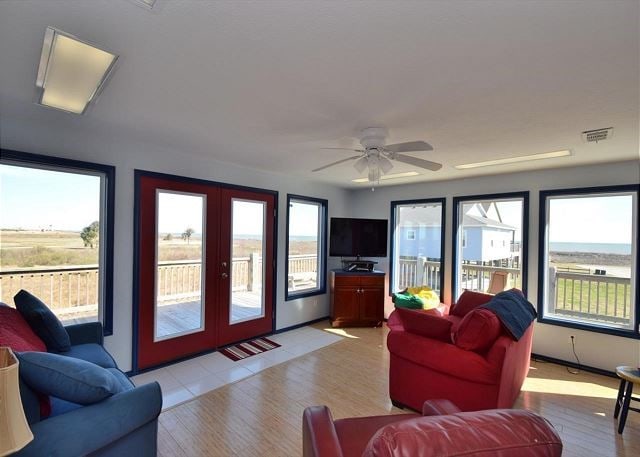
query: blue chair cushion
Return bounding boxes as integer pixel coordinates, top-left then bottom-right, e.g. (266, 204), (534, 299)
(106, 368), (135, 391)
(17, 352), (125, 405)
(53, 343), (117, 368)
(14, 290), (71, 352)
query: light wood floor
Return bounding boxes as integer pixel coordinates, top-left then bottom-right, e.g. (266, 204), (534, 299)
(158, 322), (640, 456)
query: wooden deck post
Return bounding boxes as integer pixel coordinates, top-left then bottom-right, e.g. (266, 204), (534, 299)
(248, 252), (260, 292)
(548, 266), (557, 312)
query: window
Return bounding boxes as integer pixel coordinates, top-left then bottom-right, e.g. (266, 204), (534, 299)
(390, 198), (445, 297)
(538, 185), (638, 336)
(0, 150), (115, 334)
(453, 192), (528, 300)
(285, 195), (328, 300)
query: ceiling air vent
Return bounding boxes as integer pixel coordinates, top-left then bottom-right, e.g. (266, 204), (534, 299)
(582, 127), (613, 143)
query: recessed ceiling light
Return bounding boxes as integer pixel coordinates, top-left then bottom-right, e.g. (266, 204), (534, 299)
(352, 171), (420, 183)
(35, 27), (118, 114)
(454, 150), (571, 170)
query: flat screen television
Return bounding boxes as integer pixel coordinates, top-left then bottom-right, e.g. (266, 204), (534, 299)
(329, 217), (388, 258)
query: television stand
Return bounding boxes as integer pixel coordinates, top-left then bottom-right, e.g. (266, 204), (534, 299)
(341, 259), (378, 272)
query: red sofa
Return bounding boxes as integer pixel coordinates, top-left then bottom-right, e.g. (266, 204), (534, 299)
(387, 290), (534, 412)
(302, 399), (562, 457)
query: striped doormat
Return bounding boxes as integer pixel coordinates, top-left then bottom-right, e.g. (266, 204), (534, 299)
(220, 337), (281, 361)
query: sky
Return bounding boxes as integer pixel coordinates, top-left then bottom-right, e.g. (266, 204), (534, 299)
(289, 200), (320, 237)
(548, 194), (633, 244)
(2, 165), (633, 244)
(0, 164), (101, 231)
(157, 193), (268, 237)
(157, 191), (205, 234)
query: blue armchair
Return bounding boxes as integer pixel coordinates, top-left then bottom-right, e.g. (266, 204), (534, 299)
(14, 322), (162, 457)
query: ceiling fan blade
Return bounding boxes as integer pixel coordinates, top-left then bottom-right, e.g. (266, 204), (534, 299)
(384, 141), (433, 153)
(393, 154), (442, 171)
(320, 147), (365, 152)
(312, 155), (362, 172)
(353, 156), (368, 173)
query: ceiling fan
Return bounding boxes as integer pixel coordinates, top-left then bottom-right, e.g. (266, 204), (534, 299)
(312, 127), (442, 182)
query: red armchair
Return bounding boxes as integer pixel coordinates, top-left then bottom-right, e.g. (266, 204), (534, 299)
(302, 399), (562, 457)
(387, 290), (534, 412)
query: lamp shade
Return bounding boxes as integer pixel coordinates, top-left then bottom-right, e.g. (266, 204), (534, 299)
(0, 347), (33, 456)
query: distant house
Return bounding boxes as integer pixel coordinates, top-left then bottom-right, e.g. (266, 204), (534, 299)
(398, 203), (516, 264)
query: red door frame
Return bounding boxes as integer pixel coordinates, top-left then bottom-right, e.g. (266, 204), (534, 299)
(134, 172), (277, 371)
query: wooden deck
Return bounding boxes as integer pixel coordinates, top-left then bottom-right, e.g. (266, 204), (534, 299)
(156, 292), (262, 338)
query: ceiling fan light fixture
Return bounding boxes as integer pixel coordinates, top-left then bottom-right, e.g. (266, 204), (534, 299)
(368, 166), (381, 182)
(379, 156), (394, 174)
(455, 150), (571, 169)
(353, 156), (368, 173)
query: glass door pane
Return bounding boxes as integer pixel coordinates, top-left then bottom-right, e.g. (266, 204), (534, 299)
(230, 199), (265, 324)
(155, 191), (206, 340)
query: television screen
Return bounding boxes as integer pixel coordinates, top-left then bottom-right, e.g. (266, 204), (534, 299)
(329, 218), (388, 258)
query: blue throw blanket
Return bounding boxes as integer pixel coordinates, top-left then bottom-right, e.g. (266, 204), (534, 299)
(480, 290), (537, 341)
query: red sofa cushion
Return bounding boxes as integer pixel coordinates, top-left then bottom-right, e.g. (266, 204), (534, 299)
(363, 409), (563, 457)
(450, 290), (494, 317)
(392, 308), (453, 342)
(454, 308), (502, 352)
(0, 304), (47, 352)
(387, 330), (500, 384)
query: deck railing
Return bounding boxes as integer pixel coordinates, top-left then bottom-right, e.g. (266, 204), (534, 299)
(397, 259), (522, 293)
(5, 257), (630, 326)
(0, 254), (317, 316)
(397, 258), (442, 291)
(0, 265), (100, 320)
(549, 268), (632, 325)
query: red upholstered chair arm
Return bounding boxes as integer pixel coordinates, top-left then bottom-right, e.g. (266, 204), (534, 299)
(386, 310), (404, 332)
(422, 399), (461, 416)
(303, 406), (344, 457)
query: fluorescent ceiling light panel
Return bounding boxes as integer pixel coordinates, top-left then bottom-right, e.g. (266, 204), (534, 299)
(36, 27), (118, 114)
(455, 150), (571, 170)
(352, 171), (420, 183)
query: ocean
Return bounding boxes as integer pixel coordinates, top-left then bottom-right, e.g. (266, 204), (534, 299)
(549, 242), (632, 255)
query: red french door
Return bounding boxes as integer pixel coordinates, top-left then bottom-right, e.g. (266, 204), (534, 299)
(136, 174), (275, 370)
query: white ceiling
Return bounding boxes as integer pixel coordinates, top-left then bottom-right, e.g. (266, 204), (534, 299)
(0, 0), (638, 188)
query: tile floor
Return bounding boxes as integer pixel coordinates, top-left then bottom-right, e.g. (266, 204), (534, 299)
(131, 325), (343, 410)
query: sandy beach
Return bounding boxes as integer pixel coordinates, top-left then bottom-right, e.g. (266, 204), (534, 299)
(550, 251), (632, 277)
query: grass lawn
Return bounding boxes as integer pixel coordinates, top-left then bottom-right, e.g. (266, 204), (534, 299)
(555, 277), (631, 320)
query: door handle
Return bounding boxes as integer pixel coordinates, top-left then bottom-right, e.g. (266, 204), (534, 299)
(221, 272), (229, 278)
(221, 261), (227, 268)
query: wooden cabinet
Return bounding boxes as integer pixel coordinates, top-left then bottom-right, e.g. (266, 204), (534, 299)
(330, 271), (384, 327)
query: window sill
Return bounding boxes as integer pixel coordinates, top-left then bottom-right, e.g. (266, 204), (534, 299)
(537, 315), (639, 339)
(285, 288), (326, 301)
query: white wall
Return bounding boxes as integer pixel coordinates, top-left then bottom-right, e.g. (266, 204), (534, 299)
(1, 121), (351, 371)
(348, 161), (640, 372)
(3, 115), (638, 372)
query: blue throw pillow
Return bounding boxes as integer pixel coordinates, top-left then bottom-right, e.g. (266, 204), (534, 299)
(14, 289), (71, 352)
(17, 352), (123, 405)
